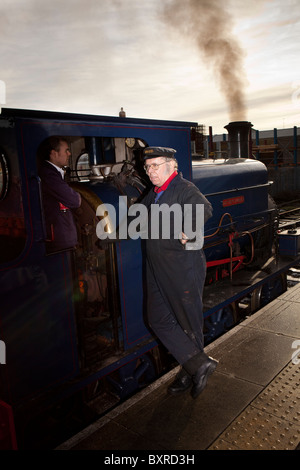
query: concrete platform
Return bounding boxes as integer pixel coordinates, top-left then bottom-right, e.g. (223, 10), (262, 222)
(57, 283), (300, 451)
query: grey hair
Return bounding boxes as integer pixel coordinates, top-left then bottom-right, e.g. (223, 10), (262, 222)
(164, 157), (178, 169)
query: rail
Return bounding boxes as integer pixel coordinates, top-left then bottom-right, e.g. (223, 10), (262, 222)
(278, 200), (300, 230)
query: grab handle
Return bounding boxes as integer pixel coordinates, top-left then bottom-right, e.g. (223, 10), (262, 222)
(30, 175), (53, 242)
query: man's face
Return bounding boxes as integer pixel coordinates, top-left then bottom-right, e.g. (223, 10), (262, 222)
(144, 157), (175, 187)
(50, 141), (71, 168)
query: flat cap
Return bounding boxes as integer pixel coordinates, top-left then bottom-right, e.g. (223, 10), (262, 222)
(143, 146), (177, 160)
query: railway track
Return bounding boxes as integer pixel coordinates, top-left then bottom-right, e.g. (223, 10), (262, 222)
(278, 199), (300, 230)
(277, 199), (300, 286)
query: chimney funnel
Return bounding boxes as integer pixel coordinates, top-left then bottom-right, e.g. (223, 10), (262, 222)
(224, 121), (253, 158)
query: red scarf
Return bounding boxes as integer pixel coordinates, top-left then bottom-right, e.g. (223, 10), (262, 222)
(154, 171), (178, 193)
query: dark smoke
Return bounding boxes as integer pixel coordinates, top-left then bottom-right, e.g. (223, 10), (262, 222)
(162, 0), (247, 121)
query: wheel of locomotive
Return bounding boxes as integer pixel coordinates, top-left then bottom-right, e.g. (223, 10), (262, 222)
(204, 302), (239, 344)
(259, 272), (287, 308)
(250, 272), (287, 312)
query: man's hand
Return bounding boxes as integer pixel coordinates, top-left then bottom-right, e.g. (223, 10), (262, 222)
(180, 232), (189, 245)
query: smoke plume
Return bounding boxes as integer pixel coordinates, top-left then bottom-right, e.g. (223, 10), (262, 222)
(162, 0), (247, 122)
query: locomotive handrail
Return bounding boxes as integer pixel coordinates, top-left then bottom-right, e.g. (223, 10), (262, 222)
(30, 175), (50, 242)
(204, 182), (272, 197)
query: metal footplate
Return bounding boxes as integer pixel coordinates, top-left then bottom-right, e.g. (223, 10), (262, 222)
(209, 362), (300, 450)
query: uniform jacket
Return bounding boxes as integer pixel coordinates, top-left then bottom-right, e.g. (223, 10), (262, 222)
(39, 161), (81, 253)
(141, 172), (212, 254)
(141, 173), (213, 349)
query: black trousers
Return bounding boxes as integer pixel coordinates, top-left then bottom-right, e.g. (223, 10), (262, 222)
(146, 247), (207, 375)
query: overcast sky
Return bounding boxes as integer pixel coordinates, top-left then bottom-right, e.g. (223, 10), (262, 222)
(1, 0), (300, 134)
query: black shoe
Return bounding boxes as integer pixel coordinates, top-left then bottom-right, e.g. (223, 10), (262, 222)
(168, 373), (192, 395)
(191, 357), (218, 399)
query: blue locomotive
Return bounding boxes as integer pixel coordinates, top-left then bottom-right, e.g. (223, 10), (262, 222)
(0, 109), (286, 449)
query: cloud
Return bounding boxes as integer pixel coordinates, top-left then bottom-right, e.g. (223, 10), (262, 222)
(1, 0), (300, 133)
(1, 0), (166, 113)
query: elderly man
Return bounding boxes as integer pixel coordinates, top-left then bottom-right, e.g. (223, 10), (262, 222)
(141, 146), (218, 399)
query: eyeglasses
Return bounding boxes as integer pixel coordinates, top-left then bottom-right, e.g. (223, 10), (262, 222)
(144, 161), (167, 173)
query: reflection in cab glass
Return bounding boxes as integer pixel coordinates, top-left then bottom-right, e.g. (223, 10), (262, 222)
(0, 148), (27, 263)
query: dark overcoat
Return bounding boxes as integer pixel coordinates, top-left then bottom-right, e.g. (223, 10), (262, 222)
(142, 173), (212, 366)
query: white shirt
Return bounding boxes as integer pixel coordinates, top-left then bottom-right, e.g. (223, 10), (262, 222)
(47, 160), (65, 179)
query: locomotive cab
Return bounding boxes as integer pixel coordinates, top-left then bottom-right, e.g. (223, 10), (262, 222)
(54, 134), (152, 370)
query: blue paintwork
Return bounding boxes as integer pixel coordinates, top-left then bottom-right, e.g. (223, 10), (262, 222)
(0, 109), (195, 408)
(0, 108), (280, 432)
(193, 158), (270, 262)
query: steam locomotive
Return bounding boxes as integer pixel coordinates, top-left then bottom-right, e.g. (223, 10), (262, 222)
(0, 109), (287, 449)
